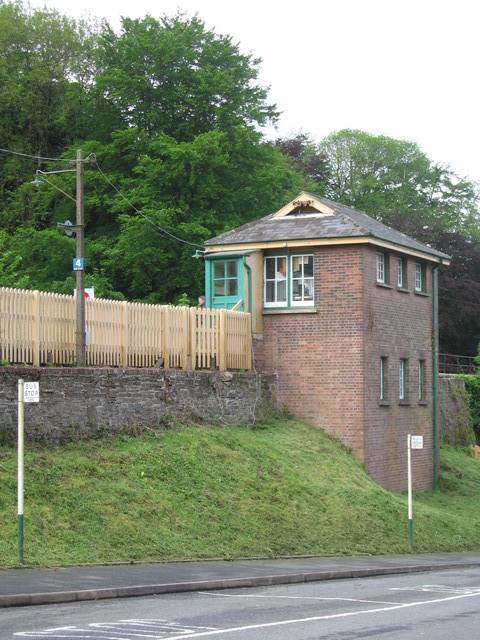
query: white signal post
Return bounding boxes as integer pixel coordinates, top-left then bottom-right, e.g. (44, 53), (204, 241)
(18, 379), (40, 564)
(407, 434), (423, 548)
(17, 379), (24, 565)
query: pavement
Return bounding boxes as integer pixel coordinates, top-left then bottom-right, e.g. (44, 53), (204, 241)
(2, 552), (480, 608)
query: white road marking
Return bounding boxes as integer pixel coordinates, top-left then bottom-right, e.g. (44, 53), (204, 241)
(14, 588), (480, 639)
(391, 584), (480, 595)
(14, 619), (216, 639)
(198, 591), (401, 605)
(161, 590), (480, 639)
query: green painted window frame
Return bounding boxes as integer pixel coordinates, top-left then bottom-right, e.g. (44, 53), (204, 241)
(380, 357), (387, 401)
(419, 359), (425, 401)
(399, 358), (407, 401)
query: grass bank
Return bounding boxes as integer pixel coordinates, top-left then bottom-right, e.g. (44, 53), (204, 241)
(1, 416), (480, 568)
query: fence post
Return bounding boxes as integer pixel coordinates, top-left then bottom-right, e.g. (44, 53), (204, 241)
(219, 309), (227, 371)
(246, 315), (252, 371)
(189, 307), (196, 371)
(32, 290), (40, 367)
(163, 306), (169, 369)
(122, 301), (128, 368)
(182, 306), (189, 371)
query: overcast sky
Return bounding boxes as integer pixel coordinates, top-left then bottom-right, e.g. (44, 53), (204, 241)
(28, 0), (480, 183)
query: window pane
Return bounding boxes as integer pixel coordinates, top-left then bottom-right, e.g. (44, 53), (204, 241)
(265, 281), (275, 303)
(399, 359), (406, 400)
(264, 256), (288, 306)
(304, 256), (313, 278)
(376, 253), (385, 283)
(419, 360), (425, 400)
(304, 278), (314, 298)
(214, 280), (224, 296)
(226, 261), (237, 279)
(380, 358), (386, 400)
(292, 256), (302, 277)
(265, 258), (276, 280)
(415, 263), (423, 291)
(227, 279), (238, 296)
(214, 262), (225, 279)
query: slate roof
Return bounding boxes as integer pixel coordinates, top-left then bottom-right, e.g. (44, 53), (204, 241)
(205, 193), (451, 262)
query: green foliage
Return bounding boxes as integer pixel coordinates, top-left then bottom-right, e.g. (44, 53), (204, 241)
(0, 4), (301, 304)
(1, 1), (480, 359)
(1, 419), (480, 567)
(461, 374), (480, 444)
(317, 128), (480, 355)
(319, 129), (480, 240)
(95, 13), (278, 141)
(275, 133), (329, 195)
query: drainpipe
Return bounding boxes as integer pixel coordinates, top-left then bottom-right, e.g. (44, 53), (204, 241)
(432, 262), (441, 490)
(243, 257), (253, 316)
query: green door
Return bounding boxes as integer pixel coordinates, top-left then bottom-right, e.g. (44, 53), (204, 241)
(211, 259), (242, 309)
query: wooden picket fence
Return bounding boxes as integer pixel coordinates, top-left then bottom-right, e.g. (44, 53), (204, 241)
(0, 287), (252, 371)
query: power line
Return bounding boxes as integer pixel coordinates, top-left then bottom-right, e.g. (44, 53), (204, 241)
(0, 147), (76, 163)
(93, 159), (205, 250)
(0, 145), (205, 250)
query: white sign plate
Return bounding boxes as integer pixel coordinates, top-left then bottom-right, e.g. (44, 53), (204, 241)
(411, 435), (423, 450)
(23, 382), (40, 403)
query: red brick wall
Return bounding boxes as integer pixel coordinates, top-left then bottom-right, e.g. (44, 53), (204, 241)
(253, 244), (437, 492)
(254, 245), (365, 460)
(362, 249), (435, 491)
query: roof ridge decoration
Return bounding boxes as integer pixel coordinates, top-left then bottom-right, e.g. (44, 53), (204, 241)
(272, 191), (335, 218)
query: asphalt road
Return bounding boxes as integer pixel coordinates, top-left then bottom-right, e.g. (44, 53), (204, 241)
(2, 566), (480, 639)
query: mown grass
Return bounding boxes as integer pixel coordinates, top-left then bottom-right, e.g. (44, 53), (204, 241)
(1, 416), (480, 568)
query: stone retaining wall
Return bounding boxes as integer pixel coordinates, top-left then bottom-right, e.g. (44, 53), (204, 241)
(0, 367), (276, 445)
(438, 375), (474, 445)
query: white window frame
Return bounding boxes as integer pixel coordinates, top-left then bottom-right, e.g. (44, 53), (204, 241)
(263, 254), (314, 308)
(264, 256), (288, 308)
(376, 252), (386, 284)
(397, 257), (405, 288)
(290, 254), (314, 307)
(415, 262), (425, 292)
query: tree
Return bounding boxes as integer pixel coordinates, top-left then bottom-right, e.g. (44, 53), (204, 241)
(436, 232), (480, 356)
(0, 0), (101, 156)
(94, 127), (302, 303)
(95, 13), (278, 141)
(318, 129), (480, 355)
(319, 129), (479, 239)
(275, 133), (329, 194)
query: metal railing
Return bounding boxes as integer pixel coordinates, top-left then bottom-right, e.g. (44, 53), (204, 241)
(439, 353), (476, 375)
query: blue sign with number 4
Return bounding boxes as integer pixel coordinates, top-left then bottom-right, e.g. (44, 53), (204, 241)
(73, 258), (84, 271)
